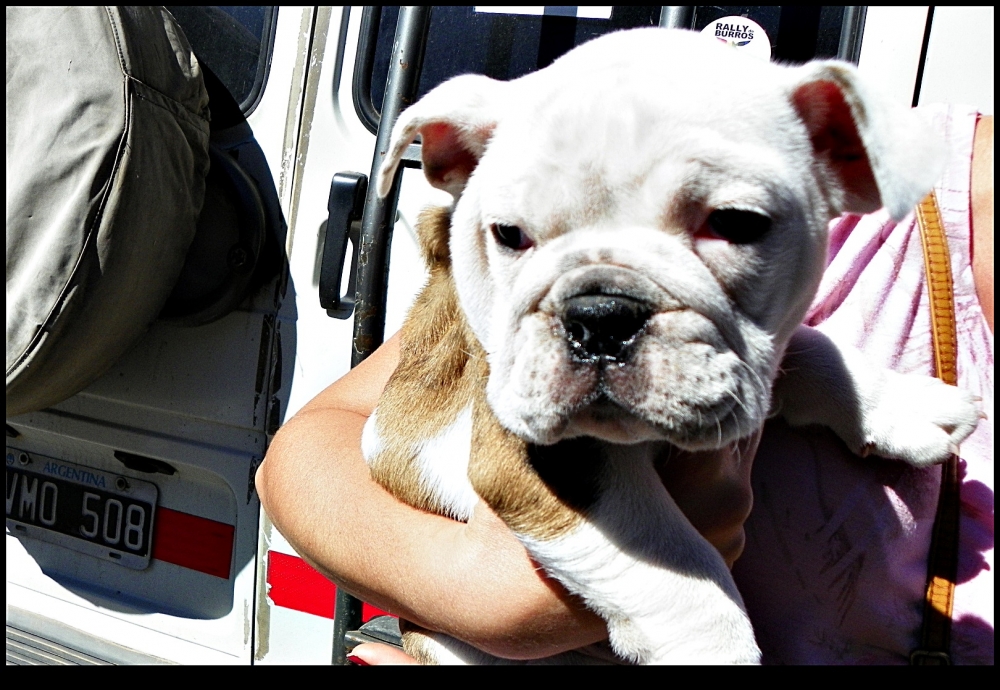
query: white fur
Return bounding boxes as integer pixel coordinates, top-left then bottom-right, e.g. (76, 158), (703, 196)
(361, 409), (382, 464)
(775, 326), (982, 465)
(364, 406), (479, 522)
(483, 225), (779, 448)
(438, 32), (843, 450)
(412, 405), (478, 521)
(520, 445), (759, 664)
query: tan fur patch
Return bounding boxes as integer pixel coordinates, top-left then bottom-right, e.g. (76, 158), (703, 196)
(467, 392), (598, 540)
(369, 207), (592, 538)
(367, 206), (479, 515)
(399, 619), (441, 665)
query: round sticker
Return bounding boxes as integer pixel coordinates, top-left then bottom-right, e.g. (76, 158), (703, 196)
(700, 16), (771, 61)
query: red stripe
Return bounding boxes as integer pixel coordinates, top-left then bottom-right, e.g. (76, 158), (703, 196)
(152, 507), (235, 579)
(267, 551), (392, 622)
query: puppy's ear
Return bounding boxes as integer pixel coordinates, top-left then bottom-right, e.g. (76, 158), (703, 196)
(377, 74), (504, 199)
(789, 62), (944, 220)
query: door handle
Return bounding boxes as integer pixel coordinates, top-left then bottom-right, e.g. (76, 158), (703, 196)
(319, 172), (367, 319)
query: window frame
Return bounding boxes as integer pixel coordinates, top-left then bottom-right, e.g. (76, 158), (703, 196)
(237, 6), (280, 116)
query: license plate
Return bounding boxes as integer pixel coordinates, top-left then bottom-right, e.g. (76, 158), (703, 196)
(6, 448), (158, 570)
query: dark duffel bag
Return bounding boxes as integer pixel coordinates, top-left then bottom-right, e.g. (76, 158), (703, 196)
(6, 6), (211, 416)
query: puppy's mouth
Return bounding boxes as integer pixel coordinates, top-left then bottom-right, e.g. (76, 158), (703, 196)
(563, 390), (661, 444)
(567, 383), (741, 446)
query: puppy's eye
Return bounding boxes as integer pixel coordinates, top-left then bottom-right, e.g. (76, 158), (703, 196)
(704, 210), (771, 244)
(491, 224), (533, 251)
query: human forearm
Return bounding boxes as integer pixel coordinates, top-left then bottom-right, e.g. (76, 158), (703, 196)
(256, 371), (607, 659)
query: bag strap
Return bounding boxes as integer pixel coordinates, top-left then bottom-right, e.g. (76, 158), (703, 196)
(910, 192), (961, 666)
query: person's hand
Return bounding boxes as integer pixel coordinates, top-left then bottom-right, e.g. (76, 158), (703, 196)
(347, 643), (418, 665)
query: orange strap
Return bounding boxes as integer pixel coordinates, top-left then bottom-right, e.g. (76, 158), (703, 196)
(910, 192), (961, 666)
(917, 194), (959, 388)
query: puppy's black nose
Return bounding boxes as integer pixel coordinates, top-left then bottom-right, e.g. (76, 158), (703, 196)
(563, 294), (651, 362)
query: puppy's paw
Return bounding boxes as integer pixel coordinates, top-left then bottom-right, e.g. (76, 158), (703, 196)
(855, 371), (982, 466)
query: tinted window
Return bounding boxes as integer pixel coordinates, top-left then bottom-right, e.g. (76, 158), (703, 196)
(358, 6), (860, 131)
(365, 6), (660, 126)
(168, 6), (277, 114)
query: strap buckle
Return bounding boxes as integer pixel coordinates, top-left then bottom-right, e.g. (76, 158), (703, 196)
(910, 649), (952, 666)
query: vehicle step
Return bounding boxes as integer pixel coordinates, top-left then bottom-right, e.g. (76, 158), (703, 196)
(6, 624), (108, 665)
(6, 606), (171, 665)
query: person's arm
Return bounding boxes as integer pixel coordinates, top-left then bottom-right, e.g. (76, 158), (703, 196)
(255, 332), (607, 660)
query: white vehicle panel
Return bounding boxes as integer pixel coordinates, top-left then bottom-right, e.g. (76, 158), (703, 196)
(857, 6), (929, 109)
(917, 6), (994, 115)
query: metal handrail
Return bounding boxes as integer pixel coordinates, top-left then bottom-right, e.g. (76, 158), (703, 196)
(333, 6), (431, 664)
(658, 6), (693, 29)
(838, 7), (867, 64)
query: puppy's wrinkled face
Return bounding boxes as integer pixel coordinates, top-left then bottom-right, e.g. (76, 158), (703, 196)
(381, 29), (940, 450)
(450, 45), (829, 449)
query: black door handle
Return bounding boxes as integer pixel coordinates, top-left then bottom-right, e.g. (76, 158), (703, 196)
(319, 172), (367, 319)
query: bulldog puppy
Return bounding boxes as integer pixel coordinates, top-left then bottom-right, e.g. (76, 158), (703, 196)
(361, 29), (981, 664)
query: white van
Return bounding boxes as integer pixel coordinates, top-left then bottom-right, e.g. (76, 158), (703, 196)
(6, 6), (993, 665)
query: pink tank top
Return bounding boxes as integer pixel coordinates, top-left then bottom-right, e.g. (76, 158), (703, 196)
(732, 105), (994, 664)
